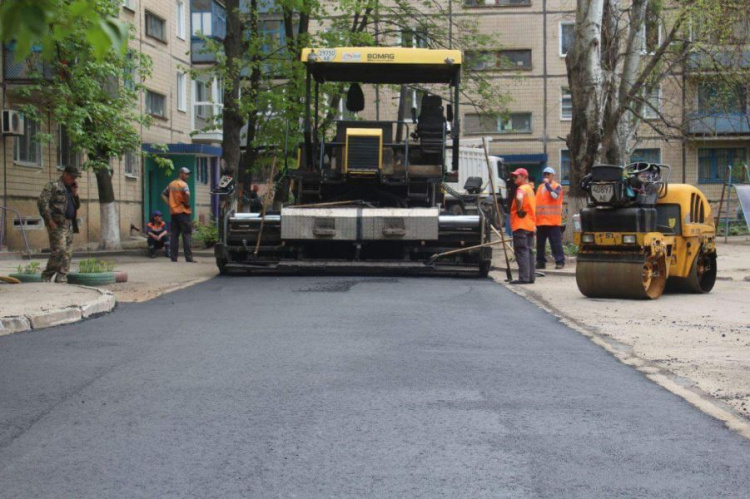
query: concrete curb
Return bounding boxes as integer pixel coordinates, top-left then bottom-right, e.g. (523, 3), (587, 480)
(0, 286), (116, 337)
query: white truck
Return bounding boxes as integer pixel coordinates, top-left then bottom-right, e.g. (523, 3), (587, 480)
(445, 141), (508, 215)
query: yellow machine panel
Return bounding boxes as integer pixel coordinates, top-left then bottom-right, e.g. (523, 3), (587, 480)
(344, 128), (383, 174)
(301, 47), (462, 65)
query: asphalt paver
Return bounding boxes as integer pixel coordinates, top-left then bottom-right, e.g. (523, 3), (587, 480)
(1, 276), (749, 497)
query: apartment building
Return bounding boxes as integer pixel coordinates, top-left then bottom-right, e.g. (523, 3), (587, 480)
(3, 1), (745, 252)
(457, 0), (749, 207)
(0, 0), (224, 252)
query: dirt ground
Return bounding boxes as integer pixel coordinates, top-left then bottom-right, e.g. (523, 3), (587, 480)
(0, 253), (218, 304)
(492, 238), (750, 425)
(99, 255), (218, 302)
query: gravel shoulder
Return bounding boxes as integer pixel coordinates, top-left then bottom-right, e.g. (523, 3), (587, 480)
(491, 238), (750, 433)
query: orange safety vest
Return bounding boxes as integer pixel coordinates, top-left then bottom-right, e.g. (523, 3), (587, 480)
(510, 183), (536, 232)
(536, 180), (563, 226)
(167, 179), (191, 215)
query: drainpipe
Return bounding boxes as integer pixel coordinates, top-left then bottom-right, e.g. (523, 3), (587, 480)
(2, 81), (7, 248)
(542, 0), (548, 159)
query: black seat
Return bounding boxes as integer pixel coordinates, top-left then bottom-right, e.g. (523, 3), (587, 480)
(415, 95), (445, 162)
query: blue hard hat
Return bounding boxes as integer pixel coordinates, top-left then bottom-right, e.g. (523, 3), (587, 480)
(543, 166), (556, 175)
(152, 210), (163, 217)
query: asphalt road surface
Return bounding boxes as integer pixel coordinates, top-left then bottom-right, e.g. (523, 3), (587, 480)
(1, 276), (750, 497)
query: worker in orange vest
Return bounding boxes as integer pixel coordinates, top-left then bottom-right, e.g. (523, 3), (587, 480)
(161, 167), (196, 263)
(509, 168), (536, 284)
(536, 166), (565, 270)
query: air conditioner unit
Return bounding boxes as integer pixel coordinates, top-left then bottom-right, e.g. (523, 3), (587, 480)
(2, 110), (24, 136)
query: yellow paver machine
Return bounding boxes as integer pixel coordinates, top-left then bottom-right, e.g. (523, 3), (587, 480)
(214, 47), (495, 275)
(575, 163), (717, 299)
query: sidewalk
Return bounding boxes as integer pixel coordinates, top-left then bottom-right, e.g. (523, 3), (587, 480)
(1, 252), (218, 335)
(492, 237), (750, 435)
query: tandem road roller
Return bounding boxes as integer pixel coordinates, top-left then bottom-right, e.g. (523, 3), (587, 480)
(574, 163), (717, 299)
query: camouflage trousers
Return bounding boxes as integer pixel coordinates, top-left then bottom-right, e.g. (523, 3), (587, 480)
(42, 220), (74, 283)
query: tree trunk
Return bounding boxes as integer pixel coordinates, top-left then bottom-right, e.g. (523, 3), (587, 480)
(238, 0), (261, 205)
(221, 0), (244, 179)
(565, 0), (606, 198)
(94, 164), (121, 250)
(564, 0), (606, 241)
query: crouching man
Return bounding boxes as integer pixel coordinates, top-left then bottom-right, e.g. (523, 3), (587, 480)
(146, 210), (170, 258)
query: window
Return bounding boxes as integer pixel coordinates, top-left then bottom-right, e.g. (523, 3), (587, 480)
(467, 50), (532, 70)
(561, 88), (573, 120)
(464, 0), (531, 6)
(643, 86), (661, 119)
(146, 90), (166, 117)
(698, 83), (747, 115)
(498, 50), (532, 70)
(630, 148), (661, 164)
(124, 151), (140, 178)
(192, 12), (212, 36)
(176, 0), (186, 39)
(14, 116), (42, 166)
(196, 157), (209, 185)
(122, 0), (135, 11)
(560, 22), (575, 57)
(560, 150), (571, 185)
(401, 88), (425, 122)
(123, 51), (136, 91)
(145, 11), (166, 42)
(177, 72), (187, 112)
(698, 148), (747, 184)
(400, 29), (428, 48)
(191, 2), (226, 39)
(465, 113), (532, 134)
(57, 126), (80, 170)
(640, 7), (661, 54)
(194, 79), (208, 118)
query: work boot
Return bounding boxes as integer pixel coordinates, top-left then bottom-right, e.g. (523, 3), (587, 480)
(555, 263), (565, 270)
(536, 262), (546, 270)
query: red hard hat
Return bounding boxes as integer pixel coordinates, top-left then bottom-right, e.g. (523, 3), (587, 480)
(510, 168), (529, 177)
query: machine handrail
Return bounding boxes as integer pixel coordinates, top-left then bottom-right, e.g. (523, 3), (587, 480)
(0, 206), (32, 258)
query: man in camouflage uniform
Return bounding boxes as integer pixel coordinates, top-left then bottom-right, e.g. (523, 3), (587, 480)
(37, 166), (81, 283)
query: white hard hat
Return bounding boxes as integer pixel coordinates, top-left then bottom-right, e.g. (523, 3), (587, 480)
(543, 166), (556, 175)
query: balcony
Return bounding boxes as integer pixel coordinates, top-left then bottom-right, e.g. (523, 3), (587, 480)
(687, 113), (750, 136)
(191, 37), (222, 64)
(191, 0), (226, 64)
(192, 102), (223, 143)
(3, 45), (53, 81)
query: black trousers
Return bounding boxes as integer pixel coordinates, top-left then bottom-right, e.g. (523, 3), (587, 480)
(536, 225), (565, 265)
(512, 229), (535, 283)
(170, 213), (193, 261)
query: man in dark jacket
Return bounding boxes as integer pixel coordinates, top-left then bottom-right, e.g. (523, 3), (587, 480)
(37, 166), (81, 283)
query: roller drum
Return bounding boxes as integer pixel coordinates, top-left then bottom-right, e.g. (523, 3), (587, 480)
(576, 254), (667, 300)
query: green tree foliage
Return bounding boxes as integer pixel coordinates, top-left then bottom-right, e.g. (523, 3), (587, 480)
(13, 0), (155, 248)
(200, 0), (509, 192)
(0, 0), (127, 60)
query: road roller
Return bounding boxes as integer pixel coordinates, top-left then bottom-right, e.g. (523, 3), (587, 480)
(574, 163), (717, 299)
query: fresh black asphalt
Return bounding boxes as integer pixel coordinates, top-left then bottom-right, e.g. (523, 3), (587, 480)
(1, 276), (749, 497)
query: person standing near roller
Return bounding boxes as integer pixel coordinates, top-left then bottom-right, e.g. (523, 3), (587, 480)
(162, 167), (195, 263)
(509, 168), (536, 284)
(536, 166), (565, 270)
